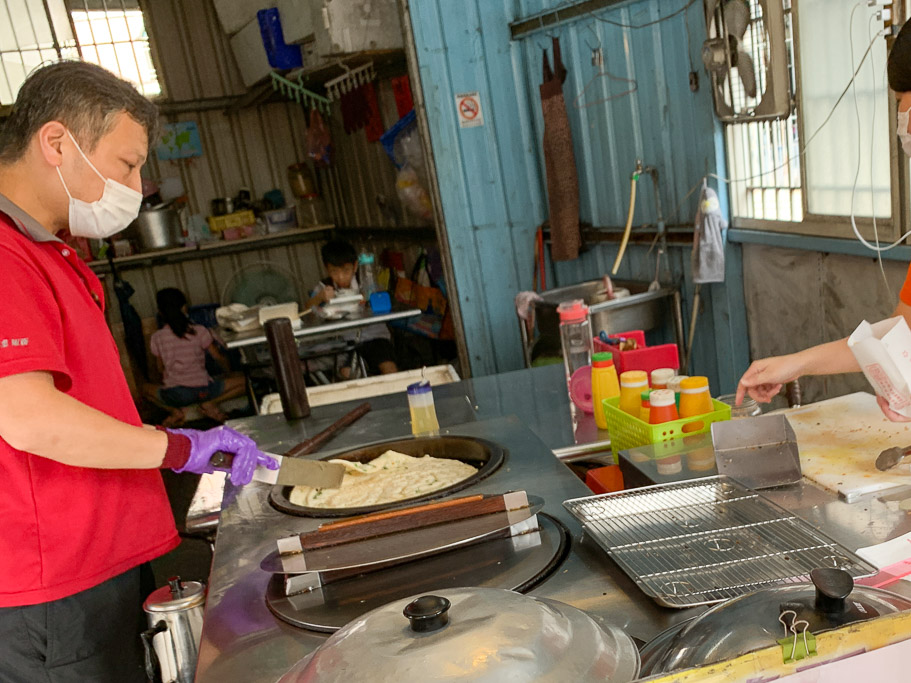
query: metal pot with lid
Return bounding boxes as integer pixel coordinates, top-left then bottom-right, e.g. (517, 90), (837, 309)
(640, 568), (911, 675)
(141, 576), (206, 683)
(278, 587), (640, 682)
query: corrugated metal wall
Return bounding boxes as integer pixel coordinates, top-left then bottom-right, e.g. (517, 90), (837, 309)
(743, 243), (907, 406)
(407, 0), (750, 390)
(104, 0), (429, 323)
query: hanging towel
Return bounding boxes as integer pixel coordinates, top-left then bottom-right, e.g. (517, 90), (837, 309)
(692, 183), (727, 284)
(540, 38), (581, 261)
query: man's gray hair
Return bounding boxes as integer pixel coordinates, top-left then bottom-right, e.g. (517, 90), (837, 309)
(0, 60), (159, 163)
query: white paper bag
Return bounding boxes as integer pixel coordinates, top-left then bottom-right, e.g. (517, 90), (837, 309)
(847, 316), (911, 417)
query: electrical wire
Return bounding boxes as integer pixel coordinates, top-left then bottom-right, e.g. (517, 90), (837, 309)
(588, 0), (700, 30)
(846, 3), (886, 276)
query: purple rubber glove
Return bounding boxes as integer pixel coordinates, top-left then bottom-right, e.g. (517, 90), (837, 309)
(167, 426), (278, 485)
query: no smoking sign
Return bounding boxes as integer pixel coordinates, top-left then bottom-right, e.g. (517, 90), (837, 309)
(455, 91), (484, 128)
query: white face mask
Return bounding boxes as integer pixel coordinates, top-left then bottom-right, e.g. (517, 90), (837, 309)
(898, 110), (911, 158)
(56, 129), (142, 239)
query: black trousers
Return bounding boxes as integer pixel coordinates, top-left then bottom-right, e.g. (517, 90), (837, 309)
(0, 564), (155, 683)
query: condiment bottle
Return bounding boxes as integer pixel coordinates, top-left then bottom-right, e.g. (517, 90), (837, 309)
(557, 300), (593, 397)
(639, 390), (652, 422)
(667, 374), (689, 409)
(650, 368), (675, 390)
(619, 370), (648, 416)
(591, 352), (620, 430)
(649, 389), (679, 424)
(678, 376), (714, 432)
(407, 380), (440, 435)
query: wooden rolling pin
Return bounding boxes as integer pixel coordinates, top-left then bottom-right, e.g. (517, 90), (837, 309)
(283, 402), (371, 458)
(297, 492), (526, 551)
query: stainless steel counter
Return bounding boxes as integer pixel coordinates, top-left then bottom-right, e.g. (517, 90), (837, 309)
(194, 416), (684, 683)
(185, 365), (608, 535)
(192, 366), (911, 681)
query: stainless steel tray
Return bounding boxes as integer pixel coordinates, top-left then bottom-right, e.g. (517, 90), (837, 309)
(563, 476), (877, 608)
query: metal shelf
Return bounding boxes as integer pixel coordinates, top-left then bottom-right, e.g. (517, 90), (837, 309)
(88, 225), (334, 274)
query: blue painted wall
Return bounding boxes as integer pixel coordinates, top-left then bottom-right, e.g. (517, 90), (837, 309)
(408, 0), (750, 392)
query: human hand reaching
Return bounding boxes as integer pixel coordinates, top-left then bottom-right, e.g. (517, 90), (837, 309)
(735, 354), (804, 405)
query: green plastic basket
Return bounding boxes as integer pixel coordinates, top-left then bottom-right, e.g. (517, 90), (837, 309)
(603, 396), (732, 458)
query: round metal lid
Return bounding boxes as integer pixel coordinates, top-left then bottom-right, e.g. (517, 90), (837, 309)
(143, 577), (206, 614)
(641, 569), (911, 675)
(282, 587), (640, 683)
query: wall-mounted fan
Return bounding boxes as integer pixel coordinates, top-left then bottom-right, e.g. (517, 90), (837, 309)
(702, 0), (791, 122)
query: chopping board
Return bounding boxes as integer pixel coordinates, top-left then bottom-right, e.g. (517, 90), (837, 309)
(781, 392), (911, 502)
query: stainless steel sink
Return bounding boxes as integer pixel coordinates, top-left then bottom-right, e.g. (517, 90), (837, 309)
(524, 279), (683, 366)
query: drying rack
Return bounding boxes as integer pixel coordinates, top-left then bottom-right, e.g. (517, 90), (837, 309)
(270, 72), (332, 115)
(325, 61), (376, 101)
(564, 476), (877, 608)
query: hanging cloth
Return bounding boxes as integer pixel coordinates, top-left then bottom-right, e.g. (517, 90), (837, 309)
(540, 37), (581, 262)
(691, 182), (727, 284)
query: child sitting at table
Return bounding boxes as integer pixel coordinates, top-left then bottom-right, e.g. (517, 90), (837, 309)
(145, 288), (246, 426)
(306, 239), (398, 376)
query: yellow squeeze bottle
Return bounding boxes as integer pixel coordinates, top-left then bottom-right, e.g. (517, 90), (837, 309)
(591, 352), (620, 429)
(407, 380), (440, 435)
(619, 370), (648, 417)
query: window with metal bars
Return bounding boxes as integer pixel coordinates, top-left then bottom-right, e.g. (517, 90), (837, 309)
(724, 0), (802, 222)
(0, 0), (159, 107)
(723, 0), (896, 238)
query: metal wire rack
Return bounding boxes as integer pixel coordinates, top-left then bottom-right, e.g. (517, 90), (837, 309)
(564, 477), (877, 608)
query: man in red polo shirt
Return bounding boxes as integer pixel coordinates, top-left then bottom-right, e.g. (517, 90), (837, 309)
(0, 62), (276, 682)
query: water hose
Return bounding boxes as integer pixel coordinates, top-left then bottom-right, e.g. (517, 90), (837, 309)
(611, 169), (641, 275)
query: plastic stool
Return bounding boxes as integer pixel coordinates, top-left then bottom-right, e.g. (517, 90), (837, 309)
(585, 465), (624, 494)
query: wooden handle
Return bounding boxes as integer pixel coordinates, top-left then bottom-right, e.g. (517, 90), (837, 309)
(298, 493), (510, 551)
(284, 402), (371, 458)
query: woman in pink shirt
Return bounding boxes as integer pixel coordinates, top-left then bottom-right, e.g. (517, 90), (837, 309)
(146, 288), (246, 425)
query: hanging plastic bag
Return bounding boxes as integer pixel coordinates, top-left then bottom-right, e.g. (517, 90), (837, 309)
(692, 183), (727, 284)
(306, 108), (332, 167)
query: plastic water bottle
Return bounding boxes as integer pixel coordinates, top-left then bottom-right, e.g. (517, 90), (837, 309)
(558, 300), (593, 396)
(358, 252), (378, 299)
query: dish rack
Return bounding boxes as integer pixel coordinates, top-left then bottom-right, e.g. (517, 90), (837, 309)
(563, 477), (877, 608)
(602, 396), (731, 458)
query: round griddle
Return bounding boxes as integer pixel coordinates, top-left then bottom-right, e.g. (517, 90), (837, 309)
(265, 513), (570, 632)
(269, 435), (506, 518)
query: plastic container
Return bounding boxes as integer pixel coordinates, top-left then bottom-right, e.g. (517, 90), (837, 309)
(650, 368), (675, 390)
(639, 390), (652, 422)
(557, 300), (593, 396)
(298, 197), (329, 227)
(592, 329), (679, 377)
(618, 370), (648, 416)
(591, 352), (620, 430)
(679, 376), (714, 433)
(649, 389), (679, 424)
(263, 206), (298, 233)
(358, 252), (378, 299)
(407, 380), (439, 435)
(602, 395), (731, 459)
(207, 209), (255, 233)
(257, 8), (303, 70)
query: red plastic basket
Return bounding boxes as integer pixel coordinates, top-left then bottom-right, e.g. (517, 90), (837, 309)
(592, 329), (679, 376)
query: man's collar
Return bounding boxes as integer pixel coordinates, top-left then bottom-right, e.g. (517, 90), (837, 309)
(0, 192), (61, 243)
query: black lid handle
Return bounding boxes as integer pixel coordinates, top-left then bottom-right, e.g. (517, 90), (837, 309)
(811, 567), (854, 614)
(403, 595), (451, 633)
